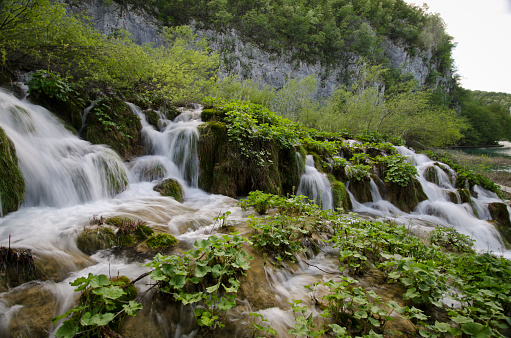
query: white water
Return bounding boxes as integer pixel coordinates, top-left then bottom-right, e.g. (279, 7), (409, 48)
(349, 145), (511, 257)
(297, 155), (333, 210)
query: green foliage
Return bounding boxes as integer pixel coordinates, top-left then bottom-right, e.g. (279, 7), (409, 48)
(429, 226), (475, 253)
(146, 233), (177, 249)
(376, 154), (418, 187)
(323, 277), (392, 336)
(454, 88), (511, 146)
(248, 214), (309, 263)
(346, 164), (372, 182)
(1, 1), (218, 106)
(134, 0), (454, 71)
(239, 190), (319, 215)
(27, 70), (75, 102)
(145, 234), (252, 329)
(52, 273), (142, 338)
(471, 90), (511, 110)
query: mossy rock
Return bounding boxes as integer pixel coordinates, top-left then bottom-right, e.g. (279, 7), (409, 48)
(488, 202), (511, 245)
(198, 122), (282, 197)
(383, 178), (427, 212)
(201, 107), (227, 122)
(0, 127), (25, 215)
(162, 107), (181, 121)
(447, 191), (460, 204)
(111, 275), (137, 301)
(329, 176), (352, 212)
(458, 189), (472, 204)
(105, 216), (130, 227)
(82, 96), (143, 160)
(348, 178), (372, 204)
(153, 178), (184, 202)
(424, 166), (439, 185)
(144, 109), (160, 129)
(146, 233), (178, 249)
(76, 227), (116, 255)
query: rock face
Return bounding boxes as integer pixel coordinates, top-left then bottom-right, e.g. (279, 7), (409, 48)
(71, 0), (450, 99)
(67, 0), (163, 46)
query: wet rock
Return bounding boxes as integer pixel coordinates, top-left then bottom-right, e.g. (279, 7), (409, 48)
(1, 282), (56, 337)
(0, 127), (25, 216)
(348, 178), (372, 204)
(383, 178), (427, 213)
(488, 202), (511, 245)
(153, 178), (184, 202)
(76, 226), (116, 255)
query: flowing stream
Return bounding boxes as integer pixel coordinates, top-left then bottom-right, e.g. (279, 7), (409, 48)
(0, 90), (510, 336)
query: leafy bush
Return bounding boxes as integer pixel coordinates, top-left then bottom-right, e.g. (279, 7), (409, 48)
(376, 154), (418, 187)
(53, 274), (142, 338)
(429, 226), (475, 253)
(145, 234), (252, 328)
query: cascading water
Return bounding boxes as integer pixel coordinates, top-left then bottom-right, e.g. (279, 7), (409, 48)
(0, 90), (129, 208)
(1, 88), (511, 336)
(128, 103), (200, 188)
(349, 145), (511, 257)
(297, 155), (333, 210)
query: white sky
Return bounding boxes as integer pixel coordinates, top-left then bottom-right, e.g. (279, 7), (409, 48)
(405, 0), (511, 94)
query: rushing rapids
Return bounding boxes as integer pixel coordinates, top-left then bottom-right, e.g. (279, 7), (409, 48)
(0, 90), (510, 337)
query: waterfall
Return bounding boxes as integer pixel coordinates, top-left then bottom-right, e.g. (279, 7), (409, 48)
(0, 90), (129, 207)
(297, 155), (333, 210)
(127, 104), (201, 189)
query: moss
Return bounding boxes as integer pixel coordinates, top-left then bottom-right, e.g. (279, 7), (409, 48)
(76, 227), (116, 255)
(447, 191), (460, 204)
(163, 107), (181, 121)
(201, 107), (227, 122)
(146, 233), (178, 249)
(144, 109), (160, 129)
(458, 189), (471, 204)
(153, 178), (184, 202)
(383, 178), (427, 212)
(348, 178), (372, 203)
(83, 96), (143, 160)
(488, 202), (511, 245)
(105, 216), (128, 227)
(424, 166), (439, 185)
(329, 176), (352, 211)
(111, 275), (137, 302)
(134, 225), (154, 241)
(0, 127), (25, 215)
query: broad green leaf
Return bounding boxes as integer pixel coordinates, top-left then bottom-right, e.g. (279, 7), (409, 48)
(461, 322), (492, 338)
(93, 285), (124, 300)
(123, 301), (143, 316)
(169, 275), (186, 289)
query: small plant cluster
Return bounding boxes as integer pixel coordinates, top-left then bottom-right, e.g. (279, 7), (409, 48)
(376, 154), (418, 187)
(145, 234), (252, 328)
(27, 70), (77, 103)
(239, 190), (319, 215)
(53, 274), (142, 338)
(428, 226), (475, 253)
(326, 215), (511, 337)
